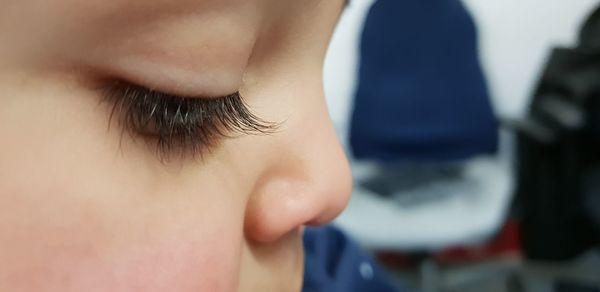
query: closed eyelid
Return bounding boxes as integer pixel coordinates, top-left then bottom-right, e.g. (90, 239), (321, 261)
(100, 81), (277, 161)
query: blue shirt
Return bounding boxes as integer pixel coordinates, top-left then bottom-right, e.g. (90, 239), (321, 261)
(303, 226), (410, 292)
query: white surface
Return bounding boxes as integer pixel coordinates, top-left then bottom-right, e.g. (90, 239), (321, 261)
(335, 157), (513, 251)
(324, 0), (376, 145)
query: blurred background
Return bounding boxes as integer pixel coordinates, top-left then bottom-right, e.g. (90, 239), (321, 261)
(322, 0), (600, 291)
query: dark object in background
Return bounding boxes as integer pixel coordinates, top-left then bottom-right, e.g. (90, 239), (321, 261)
(349, 0), (498, 163)
(515, 5), (600, 261)
(555, 280), (600, 292)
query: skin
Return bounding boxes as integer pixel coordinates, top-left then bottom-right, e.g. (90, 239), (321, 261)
(0, 0), (351, 291)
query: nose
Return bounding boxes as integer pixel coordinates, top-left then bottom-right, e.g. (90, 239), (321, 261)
(244, 105), (352, 243)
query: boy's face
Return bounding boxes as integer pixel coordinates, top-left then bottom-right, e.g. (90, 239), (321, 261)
(0, 0), (351, 291)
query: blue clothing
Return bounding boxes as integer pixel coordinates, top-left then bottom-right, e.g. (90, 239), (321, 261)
(350, 0), (498, 162)
(303, 226), (407, 292)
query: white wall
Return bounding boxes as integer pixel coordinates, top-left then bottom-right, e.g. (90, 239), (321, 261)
(324, 0), (600, 138)
(323, 0), (376, 145)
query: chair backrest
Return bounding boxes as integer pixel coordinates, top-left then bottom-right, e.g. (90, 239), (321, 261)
(349, 0), (499, 163)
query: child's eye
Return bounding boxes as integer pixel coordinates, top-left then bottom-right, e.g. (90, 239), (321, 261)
(100, 81), (276, 161)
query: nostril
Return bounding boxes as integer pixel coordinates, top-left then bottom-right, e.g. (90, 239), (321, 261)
(244, 168), (352, 243)
(244, 178), (318, 243)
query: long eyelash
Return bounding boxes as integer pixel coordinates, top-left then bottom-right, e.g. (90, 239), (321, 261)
(101, 81), (276, 160)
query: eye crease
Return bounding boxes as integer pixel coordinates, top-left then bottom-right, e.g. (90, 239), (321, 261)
(101, 81), (277, 161)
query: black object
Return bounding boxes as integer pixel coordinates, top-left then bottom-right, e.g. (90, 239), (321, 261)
(555, 280), (600, 292)
(515, 5), (600, 261)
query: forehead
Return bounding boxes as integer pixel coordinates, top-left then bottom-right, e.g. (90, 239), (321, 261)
(63, 0), (329, 17)
(54, 0), (342, 40)
(4, 0), (345, 96)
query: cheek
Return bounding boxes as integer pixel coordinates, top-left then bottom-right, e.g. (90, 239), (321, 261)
(0, 173), (245, 292)
(104, 220), (243, 292)
(0, 100), (247, 292)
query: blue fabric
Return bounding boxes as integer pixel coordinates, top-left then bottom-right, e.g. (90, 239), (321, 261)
(349, 0), (499, 162)
(303, 226), (408, 292)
